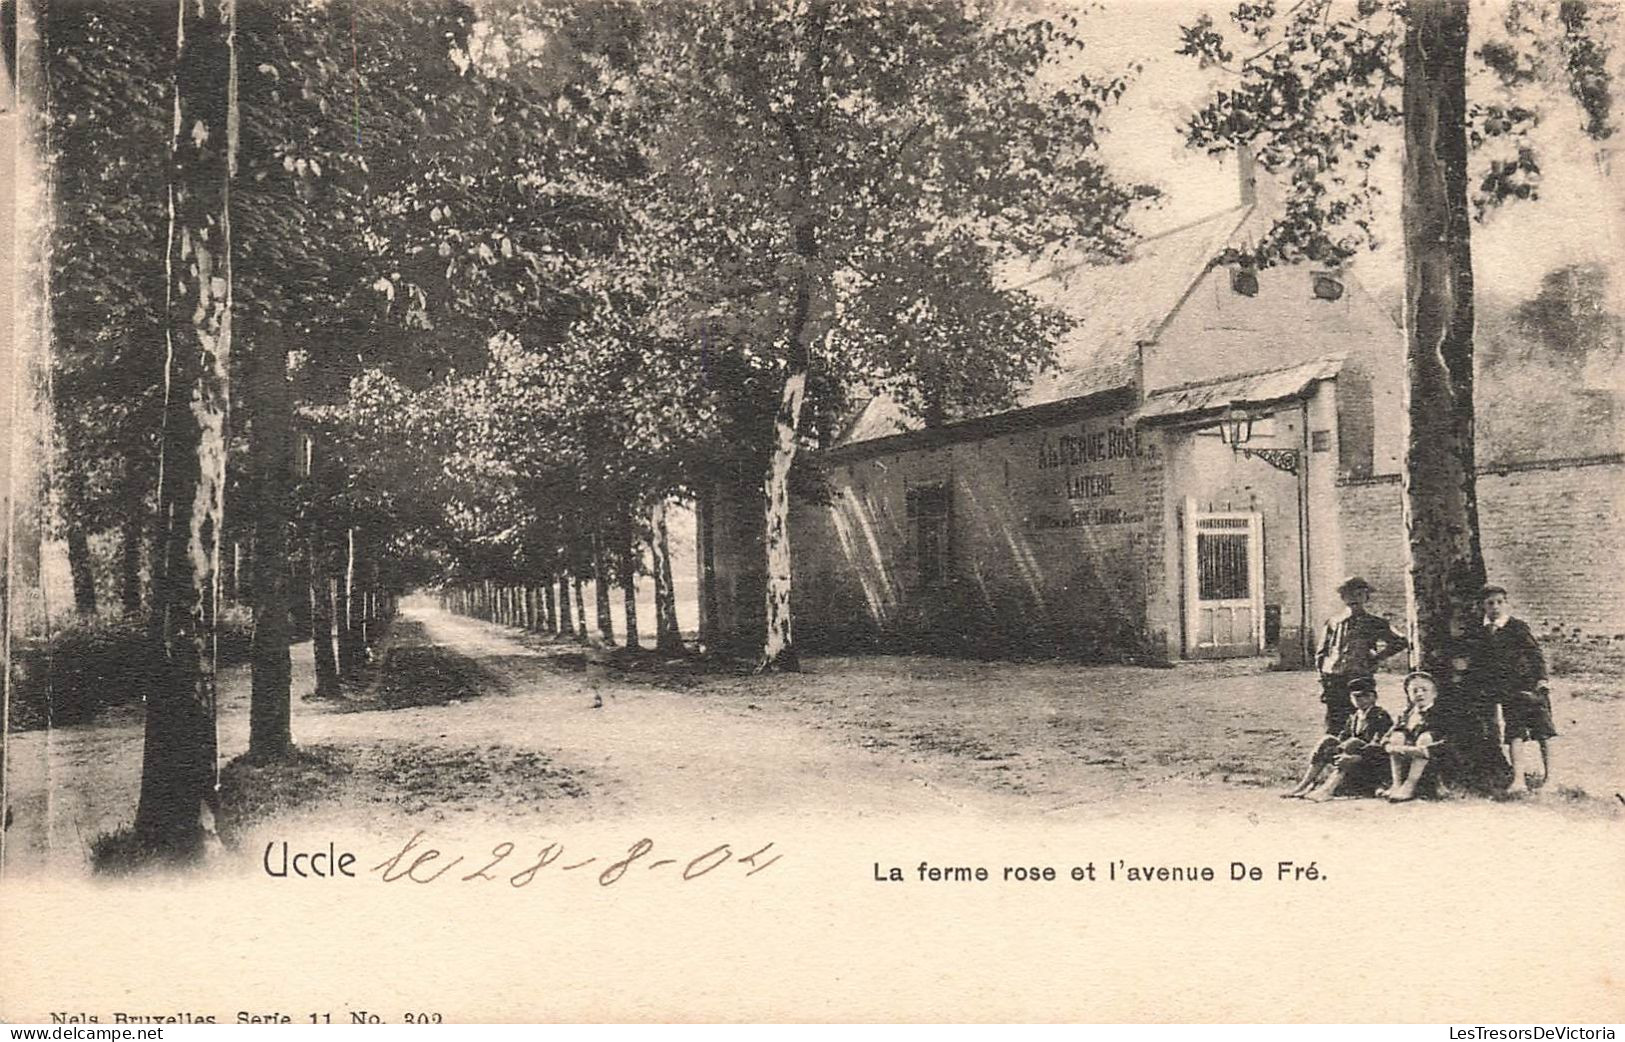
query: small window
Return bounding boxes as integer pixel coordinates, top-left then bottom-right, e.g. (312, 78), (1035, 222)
(905, 484), (951, 587)
(1312, 271), (1344, 301)
(1311, 430), (1332, 452)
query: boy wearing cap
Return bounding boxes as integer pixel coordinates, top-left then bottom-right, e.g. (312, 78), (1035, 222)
(1465, 584), (1556, 794)
(1283, 675), (1395, 800)
(1315, 577), (1409, 735)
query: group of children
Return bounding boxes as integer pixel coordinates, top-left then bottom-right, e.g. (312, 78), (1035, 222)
(1281, 577), (1557, 803)
(1282, 668), (1443, 802)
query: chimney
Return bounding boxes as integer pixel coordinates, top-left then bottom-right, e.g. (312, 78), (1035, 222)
(1237, 143), (1257, 208)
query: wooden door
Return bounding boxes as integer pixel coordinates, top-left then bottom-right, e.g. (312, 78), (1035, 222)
(1183, 508), (1264, 659)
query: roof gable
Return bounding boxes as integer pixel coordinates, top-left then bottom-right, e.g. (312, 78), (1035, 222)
(1143, 249), (1403, 394)
(835, 206), (1250, 446)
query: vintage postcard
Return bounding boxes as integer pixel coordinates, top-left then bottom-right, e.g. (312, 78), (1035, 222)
(1, 0), (1621, 1025)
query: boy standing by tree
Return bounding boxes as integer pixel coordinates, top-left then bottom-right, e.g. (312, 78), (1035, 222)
(1465, 584), (1556, 795)
(1315, 577), (1409, 735)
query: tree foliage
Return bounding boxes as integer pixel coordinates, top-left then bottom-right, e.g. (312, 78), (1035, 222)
(45, 0), (1155, 670)
(1177, 0), (1618, 265)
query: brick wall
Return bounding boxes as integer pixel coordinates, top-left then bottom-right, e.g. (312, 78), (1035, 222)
(1339, 457), (1625, 641)
(789, 403), (1165, 660)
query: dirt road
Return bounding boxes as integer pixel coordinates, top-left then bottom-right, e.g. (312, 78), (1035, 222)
(1, 606), (1012, 875)
(4, 603), (1620, 878)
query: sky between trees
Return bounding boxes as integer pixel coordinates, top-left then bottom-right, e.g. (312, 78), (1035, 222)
(1049, 0), (1624, 307)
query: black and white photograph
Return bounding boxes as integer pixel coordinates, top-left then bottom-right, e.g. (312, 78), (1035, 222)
(0, 0), (1621, 1025)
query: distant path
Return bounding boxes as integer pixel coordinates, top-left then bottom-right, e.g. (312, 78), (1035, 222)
(388, 604), (1014, 823)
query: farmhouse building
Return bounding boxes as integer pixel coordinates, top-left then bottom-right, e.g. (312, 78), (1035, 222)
(697, 160), (1625, 664)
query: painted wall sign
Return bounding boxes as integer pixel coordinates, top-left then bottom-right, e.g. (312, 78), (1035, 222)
(1036, 424), (1141, 470)
(1066, 472), (1116, 499)
(1022, 414), (1148, 532)
(1030, 507), (1145, 530)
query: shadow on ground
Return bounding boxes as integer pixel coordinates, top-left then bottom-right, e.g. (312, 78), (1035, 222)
(327, 618), (508, 711)
(218, 621), (590, 842)
(219, 739), (589, 845)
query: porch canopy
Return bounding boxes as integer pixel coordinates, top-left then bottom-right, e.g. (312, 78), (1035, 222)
(1136, 353), (1347, 426)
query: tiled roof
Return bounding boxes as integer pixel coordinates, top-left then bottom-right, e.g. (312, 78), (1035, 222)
(1022, 206), (1251, 406)
(836, 393), (913, 445)
(832, 205), (1253, 447)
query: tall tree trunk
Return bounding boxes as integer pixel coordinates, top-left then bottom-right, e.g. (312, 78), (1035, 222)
(621, 545), (640, 650)
(3, 0), (52, 873)
(363, 555), (379, 653)
(134, 0), (236, 856)
(1401, 1), (1503, 790)
(336, 525), (362, 676)
(119, 510), (143, 615)
(758, 28), (829, 669)
(355, 556), (369, 646)
(332, 545), (353, 673)
(572, 575), (588, 642)
(650, 527), (670, 651)
(248, 334), (292, 758)
(66, 523), (96, 616)
(697, 487), (718, 650)
(544, 576), (557, 634)
(592, 532), (615, 645)
(308, 538), (340, 699)
(650, 499), (683, 655)
(556, 572), (572, 637)
(221, 538), (238, 606)
(760, 367), (806, 672)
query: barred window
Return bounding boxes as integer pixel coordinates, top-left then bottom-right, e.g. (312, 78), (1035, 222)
(1196, 532), (1249, 600)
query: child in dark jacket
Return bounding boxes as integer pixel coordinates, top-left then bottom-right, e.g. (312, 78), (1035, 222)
(1466, 585), (1556, 795)
(1283, 675), (1394, 801)
(1382, 671), (1443, 803)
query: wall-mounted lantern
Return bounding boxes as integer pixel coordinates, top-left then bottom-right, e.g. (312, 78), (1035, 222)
(1217, 405), (1254, 446)
(1218, 405), (1299, 475)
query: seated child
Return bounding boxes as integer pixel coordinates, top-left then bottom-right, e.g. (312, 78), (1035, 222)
(1383, 671), (1443, 803)
(1282, 675), (1394, 800)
